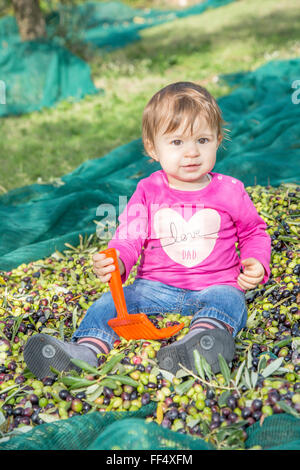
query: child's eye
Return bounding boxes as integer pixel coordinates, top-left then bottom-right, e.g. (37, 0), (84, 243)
(171, 140), (182, 146)
(198, 138), (209, 144)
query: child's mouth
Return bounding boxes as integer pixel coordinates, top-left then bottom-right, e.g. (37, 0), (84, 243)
(183, 164), (200, 170)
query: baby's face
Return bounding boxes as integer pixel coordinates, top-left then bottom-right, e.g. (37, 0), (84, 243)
(150, 116), (221, 190)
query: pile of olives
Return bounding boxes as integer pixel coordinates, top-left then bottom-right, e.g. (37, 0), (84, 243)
(0, 183), (299, 449)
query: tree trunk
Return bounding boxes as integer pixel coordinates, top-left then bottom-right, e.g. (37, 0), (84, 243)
(11, 0), (46, 41)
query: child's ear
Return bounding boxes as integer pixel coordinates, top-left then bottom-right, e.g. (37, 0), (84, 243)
(145, 139), (158, 161)
(217, 134), (222, 148)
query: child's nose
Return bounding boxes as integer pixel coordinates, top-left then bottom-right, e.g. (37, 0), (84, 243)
(184, 143), (200, 158)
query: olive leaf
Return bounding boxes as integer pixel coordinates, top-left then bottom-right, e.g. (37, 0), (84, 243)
(251, 370), (258, 389)
(84, 383), (100, 395)
(193, 351), (213, 380)
(88, 271), (96, 281)
(60, 376), (98, 390)
(49, 366), (63, 376)
(98, 353), (125, 376)
(23, 367), (35, 379)
(0, 327), (9, 342)
(86, 385), (104, 402)
(219, 429), (246, 450)
(39, 413), (60, 424)
(39, 328), (58, 335)
(186, 416), (200, 428)
(258, 355), (267, 374)
(276, 367), (291, 375)
(246, 311), (260, 329)
(247, 350), (253, 369)
(264, 284), (280, 296)
(70, 270), (78, 282)
(70, 358), (100, 376)
(243, 367), (252, 390)
(114, 362), (127, 375)
(0, 411), (6, 427)
(11, 314), (25, 344)
(96, 378), (118, 389)
(200, 420), (210, 436)
(218, 390), (231, 407)
(234, 360), (245, 388)
(218, 354), (231, 386)
(216, 420), (247, 441)
(174, 378), (196, 396)
(52, 250), (66, 260)
(3, 385), (27, 405)
(44, 309), (51, 320)
(277, 401), (300, 418)
(201, 355), (213, 381)
(193, 349), (205, 380)
(160, 369), (175, 381)
(150, 366), (160, 377)
(103, 375), (138, 387)
(273, 337), (292, 348)
(261, 357), (284, 378)
(175, 369), (190, 379)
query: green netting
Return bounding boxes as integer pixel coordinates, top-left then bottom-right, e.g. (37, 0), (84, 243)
(245, 414), (300, 451)
(0, 411), (214, 451)
(0, 40), (99, 117)
(87, 418), (214, 450)
(0, 0), (235, 51)
(0, 403), (157, 450)
(0, 57), (299, 272)
(64, 0), (236, 51)
(214, 58), (300, 186)
(1, 406), (299, 450)
(0, 0), (235, 116)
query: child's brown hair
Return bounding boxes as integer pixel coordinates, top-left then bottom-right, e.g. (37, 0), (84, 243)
(142, 82), (227, 157)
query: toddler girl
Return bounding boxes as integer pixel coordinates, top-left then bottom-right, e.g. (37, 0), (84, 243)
(24, 82), (271, 379)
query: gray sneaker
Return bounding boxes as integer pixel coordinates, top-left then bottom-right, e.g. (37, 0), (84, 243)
(157, 328), (235, 375)
(23, 333), (98, 379)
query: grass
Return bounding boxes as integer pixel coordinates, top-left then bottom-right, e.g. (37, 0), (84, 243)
(0, 0), (300, 192)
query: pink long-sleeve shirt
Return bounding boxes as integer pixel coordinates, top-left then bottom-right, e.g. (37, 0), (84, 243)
(108, 170), (271, 292)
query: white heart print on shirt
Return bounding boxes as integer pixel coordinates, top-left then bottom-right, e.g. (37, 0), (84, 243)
(153, 208), (221, 267)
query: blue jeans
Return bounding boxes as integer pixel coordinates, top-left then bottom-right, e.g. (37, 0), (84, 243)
(72, 279), (248, 348)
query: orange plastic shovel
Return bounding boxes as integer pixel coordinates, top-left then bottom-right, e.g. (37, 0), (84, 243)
(99, 247), (185, 341)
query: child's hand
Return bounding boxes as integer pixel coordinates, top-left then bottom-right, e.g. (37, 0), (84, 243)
(237, 257), (265, 290)
(92, 250), (125, 283)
